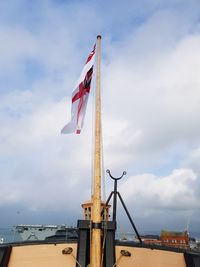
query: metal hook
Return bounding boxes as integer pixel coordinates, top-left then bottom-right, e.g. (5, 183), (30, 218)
(106, 169), (127, 181)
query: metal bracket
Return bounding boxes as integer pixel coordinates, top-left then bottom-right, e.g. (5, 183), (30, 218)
(106, 169), (126, 181)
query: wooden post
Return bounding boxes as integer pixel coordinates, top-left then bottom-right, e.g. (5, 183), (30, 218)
(91, 35), (102, 267)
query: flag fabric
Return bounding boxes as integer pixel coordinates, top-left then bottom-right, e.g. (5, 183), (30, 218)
(61, 45), (96, 134)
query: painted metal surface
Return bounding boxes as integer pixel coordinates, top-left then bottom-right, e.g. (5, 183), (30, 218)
(8, 243), (77, 267)
(6, 242), (191, 267)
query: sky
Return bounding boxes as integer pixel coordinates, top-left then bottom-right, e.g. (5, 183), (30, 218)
(0, 0), (200, 234)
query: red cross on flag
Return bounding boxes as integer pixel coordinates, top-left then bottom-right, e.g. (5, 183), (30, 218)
(61, 45), (96, 134)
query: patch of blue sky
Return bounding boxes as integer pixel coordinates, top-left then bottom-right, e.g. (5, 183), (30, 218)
(0, 59), (45, 93)
(85, 1), (199, 44)
(0, 156), (17, 168)
(1, 103), (29, 121)
(149, 156), (184, 177)
(127, 153), (186, 178)
(23, 59), (45, 84)
(0, 1), (50, 36)
(1, 0), (194, 43)
(0, 77), (15, 94)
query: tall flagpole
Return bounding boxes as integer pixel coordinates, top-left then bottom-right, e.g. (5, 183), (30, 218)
(91, 35), (102, 267)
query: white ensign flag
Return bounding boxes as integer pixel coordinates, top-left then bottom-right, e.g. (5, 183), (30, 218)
(61, 45), (96, 134)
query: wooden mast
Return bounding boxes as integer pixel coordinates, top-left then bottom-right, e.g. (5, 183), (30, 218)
(91, 35), (102, 267)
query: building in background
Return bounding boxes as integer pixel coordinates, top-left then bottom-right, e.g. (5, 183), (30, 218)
(160, 230), (189, 249)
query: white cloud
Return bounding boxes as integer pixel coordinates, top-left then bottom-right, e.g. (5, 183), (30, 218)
(120, 169), (198, 210)
(102, 29), (200, 164)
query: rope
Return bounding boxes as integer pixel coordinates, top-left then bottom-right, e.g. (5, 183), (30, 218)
(70, 253), (82, 267)
(91, 69), (96, 196)
(62, 248), (82, 267)
(100, 212), (108, 267)
(101, 114), (106, 201)
(112, 255), (123, 267)
(89, 220), (93, 266)
(91, 58), (106, 200)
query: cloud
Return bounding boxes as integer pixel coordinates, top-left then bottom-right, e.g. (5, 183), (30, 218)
(120, 169), (198, 211)
(0, 91), (93, 211)
(116, 168), (199, 231)
(102, 19), (200, 170)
